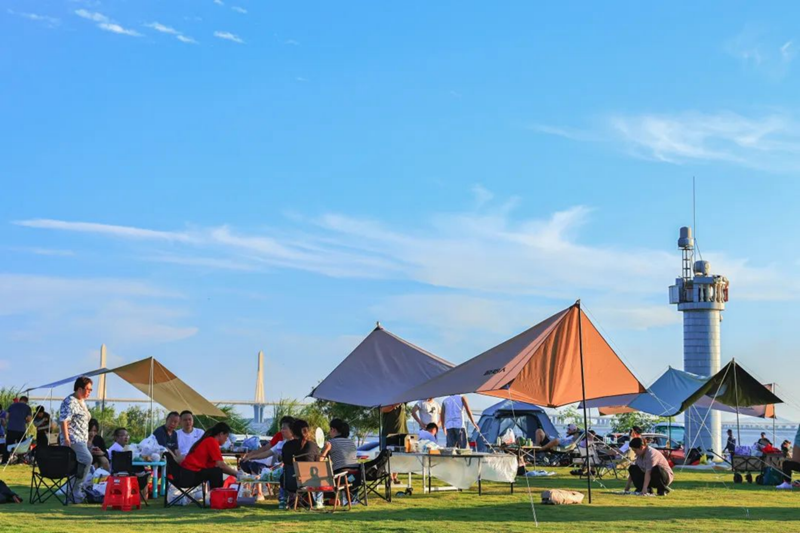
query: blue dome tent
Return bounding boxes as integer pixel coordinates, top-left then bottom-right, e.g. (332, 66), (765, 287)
(471, 400), (558, 452)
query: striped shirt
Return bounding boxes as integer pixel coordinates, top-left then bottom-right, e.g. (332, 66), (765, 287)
(327, 437), (357, 470)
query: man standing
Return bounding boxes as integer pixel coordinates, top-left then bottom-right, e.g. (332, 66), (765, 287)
(2, 396), (32, 464)
(176, 410), (205, 457)
(411, 398), (441, 434)
(59, 377), (93, 503)
(625, 437), (674, 496)
(440, 395), (478, 449)
(380, 404), (408, 449)
(152, 411), (180, 452)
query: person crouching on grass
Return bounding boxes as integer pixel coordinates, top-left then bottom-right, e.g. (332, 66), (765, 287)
(624, 437), (674, 496)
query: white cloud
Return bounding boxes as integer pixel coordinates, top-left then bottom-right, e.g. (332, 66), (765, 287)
(214, 0), (225, 5)
(470, 184), (494, 207)
(7, 10), (60, 27)
(231, 6), (247, 14)
(14, 219), (195, 243)
(145, 22), (179, 35)
(726, 26), (795, 79)
(74, 9), (108, 23)
(75, 10), (140, 37)
(536, 110), (800, 172)
(6, 247), (74, 257)
(98, 23), (141, 36)
(284, 39), (300, 46)
(214, 31), (244, 44)
(0, 274), (196, 345)
(177, 35), (198, 44)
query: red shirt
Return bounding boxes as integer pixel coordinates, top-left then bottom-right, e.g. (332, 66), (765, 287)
(181, 437), (222, 472)
(270, 432), (283, 447)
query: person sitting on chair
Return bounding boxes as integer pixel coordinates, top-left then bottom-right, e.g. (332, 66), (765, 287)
(776, 424), (800, 490)
(108, 427), (150, 497)
(87, 418), (110, 471)
(624, 437), (674, 496)
(418, 423), (439, 443)
(176, 410), (205, 458)
(281, 419), (322, 509)
(151, 411), (180, 453)
(320, 418), (357, 472)
(178, 422), (239, 490)
(537, 424), (581, 452)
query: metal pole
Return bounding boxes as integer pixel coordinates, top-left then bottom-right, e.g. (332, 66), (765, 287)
(576, 301), (592, 504)
(733, 360), (741, 447)
(772, 383), (777, 444)
(150, 357), (155, 435)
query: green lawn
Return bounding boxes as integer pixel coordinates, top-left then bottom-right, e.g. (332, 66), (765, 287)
(0, 464), (797, 533)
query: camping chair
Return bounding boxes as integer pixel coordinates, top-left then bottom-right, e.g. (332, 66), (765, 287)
(571, 443), (619, 480)
(538, 431), (586, 467)
(164, 452), (206, 508)
(29, 445), (78, 506)
(292, 458), (352, 512)
(6, 437), (34, 466)
(347, 448), (392, 505)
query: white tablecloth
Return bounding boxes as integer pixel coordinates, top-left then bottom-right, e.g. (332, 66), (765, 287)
(391, 453), (516, 490)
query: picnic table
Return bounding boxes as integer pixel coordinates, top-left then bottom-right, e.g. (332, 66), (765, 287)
(390, 452), (517, 494)
(132, 459), (167, 499)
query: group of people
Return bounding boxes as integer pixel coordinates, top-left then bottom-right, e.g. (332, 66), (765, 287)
(384, 395), (480, 449)
(0, 397), (54, 465)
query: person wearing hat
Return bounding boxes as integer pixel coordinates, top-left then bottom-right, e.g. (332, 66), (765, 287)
(537, 423), (581, 452)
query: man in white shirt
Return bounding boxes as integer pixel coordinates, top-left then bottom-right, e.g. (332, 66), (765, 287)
(176, 410), (205, 457)
(440, 395), (478, 449)
(411, 398), (441, 431)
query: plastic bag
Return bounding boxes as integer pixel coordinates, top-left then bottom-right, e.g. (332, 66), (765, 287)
(138, 435), (166, 460)
(501, 428), (516, 445)
(242, 436), (261, 451)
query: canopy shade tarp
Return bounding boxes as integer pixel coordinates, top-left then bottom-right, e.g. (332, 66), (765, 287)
(29, 357), (225, 417)
(390, 303), (646, 408)
(683, 360), (782, 413)
(309, 325), (454, 407)
(584, 366), (779, 418)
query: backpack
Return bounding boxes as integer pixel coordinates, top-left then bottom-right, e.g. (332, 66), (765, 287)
(757, 467), (784, 486)
(542, 489), (584, 505)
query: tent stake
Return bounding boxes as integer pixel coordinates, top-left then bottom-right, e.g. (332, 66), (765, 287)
(576, 300), (592, 504)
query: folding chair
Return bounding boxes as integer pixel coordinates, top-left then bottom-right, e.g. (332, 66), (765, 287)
(30, 445), (78, 506)
(348, 448), (392, 505)
(6, 437), (34, 466)
(164, 453), (206, 508)
(292, 458), (351, 512)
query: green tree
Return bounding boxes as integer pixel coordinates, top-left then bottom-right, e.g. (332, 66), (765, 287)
(267, 398), (304, 435)
(610, 412), (669, 433)
(194, 405), (251, 435)
(313, 399), (380, 444)
(558, 406), (585, 428)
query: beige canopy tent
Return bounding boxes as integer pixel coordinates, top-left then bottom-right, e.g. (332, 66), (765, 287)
(390, 301), (645, 503)
(30, 356), (225, 417)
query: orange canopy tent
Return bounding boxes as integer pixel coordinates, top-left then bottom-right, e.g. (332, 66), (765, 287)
(391, 301), (645, 407)
(390, 301), (645, 503)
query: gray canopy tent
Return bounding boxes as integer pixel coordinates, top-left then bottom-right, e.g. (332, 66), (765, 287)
(310, 323), (454, 408)
(471, 400), (558, 452)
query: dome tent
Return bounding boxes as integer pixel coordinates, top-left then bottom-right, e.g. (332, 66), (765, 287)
(471, 400), (558, 452)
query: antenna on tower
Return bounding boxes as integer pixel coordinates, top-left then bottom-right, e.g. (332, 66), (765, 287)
(693, 176), (703, 261)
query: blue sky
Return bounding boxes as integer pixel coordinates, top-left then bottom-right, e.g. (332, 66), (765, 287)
(2, 1), (800, 421)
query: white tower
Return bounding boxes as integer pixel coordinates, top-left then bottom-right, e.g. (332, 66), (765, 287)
(669, 227), (729, 454)
(97, 344), (108, 408)
(254, 350), (265, 422)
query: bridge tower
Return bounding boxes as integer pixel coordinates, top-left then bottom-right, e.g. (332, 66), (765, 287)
(253, 350), (265, 422)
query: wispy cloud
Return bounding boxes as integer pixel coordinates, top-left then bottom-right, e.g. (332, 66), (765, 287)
(7, 9), (60, 28)
(284, 39), (300, 46)
(7, 246), (75, 257)
(213, 0), (225, 5)
(75, 10), (140, 37)
(231, 6), (247, 14)
(145, 22), (198, 44)
(534, 110), (800, 173)
(17, 190), (800, 312)
(470, 184), (493, 207)
(214, 31), (244, 44)
(726, 26), (796, 80)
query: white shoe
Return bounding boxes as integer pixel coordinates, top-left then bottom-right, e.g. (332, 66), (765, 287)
(776, 482), (793, 490)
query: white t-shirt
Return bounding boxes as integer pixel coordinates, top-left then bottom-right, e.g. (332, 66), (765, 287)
(442, 395), (465, 430)
(177, 428), (205, 456)
(415, 399), (441, 427)
(107, 442), (126, 460)
(254, 439), (284, 468)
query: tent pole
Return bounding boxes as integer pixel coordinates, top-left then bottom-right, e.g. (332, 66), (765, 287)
(733, 359), (741, 448)
(772, 383), (776, 443)
(150, 357), (155, 436)
(576, 300), (592, 504)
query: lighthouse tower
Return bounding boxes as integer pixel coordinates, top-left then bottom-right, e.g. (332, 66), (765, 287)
(669, 227), (729, 455)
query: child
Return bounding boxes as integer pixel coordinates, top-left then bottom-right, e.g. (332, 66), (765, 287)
(108, 428), (150, 498)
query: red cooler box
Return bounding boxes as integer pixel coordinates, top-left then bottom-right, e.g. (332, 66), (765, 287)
(210, 488), (238, 509)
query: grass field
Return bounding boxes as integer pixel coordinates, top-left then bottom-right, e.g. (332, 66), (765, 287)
(1, 464), (798, 533)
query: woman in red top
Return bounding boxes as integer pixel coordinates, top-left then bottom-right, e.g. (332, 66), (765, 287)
(178, 422), (238, 489)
